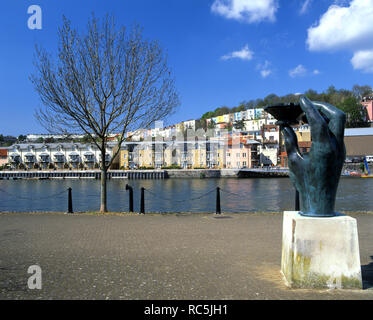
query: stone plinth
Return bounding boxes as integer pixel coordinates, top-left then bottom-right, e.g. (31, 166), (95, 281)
(281, 211), (362, 289)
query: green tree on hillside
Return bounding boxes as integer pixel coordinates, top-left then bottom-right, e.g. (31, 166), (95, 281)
(337, 97), (369, 128)
(207, 120), (216, 129)
(201, 111), (215, 120)
(18, 135), (27, 142)
(200, 84), (372, 128)
(352, 84), (372, 100)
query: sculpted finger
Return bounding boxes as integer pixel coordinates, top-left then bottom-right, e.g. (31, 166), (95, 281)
(281, 125), (302, 161)
(300, 96), (329, 143)
(311, 101), (346, 143)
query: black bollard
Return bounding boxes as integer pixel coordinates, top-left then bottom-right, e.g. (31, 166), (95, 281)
(295, 189), (300, 211)
(216, 187), (221, 215)
(67, 187), (73, 214)
(140, 187), (145, 214)
(125, 184), (134, 212)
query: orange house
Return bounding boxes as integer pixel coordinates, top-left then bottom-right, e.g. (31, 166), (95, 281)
(0, 148), (8, 167)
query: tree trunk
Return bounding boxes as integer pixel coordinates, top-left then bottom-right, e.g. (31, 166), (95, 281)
(100, 148), (108, 213)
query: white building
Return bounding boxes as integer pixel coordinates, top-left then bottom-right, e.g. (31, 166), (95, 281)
(8, 143), (117, 170)
(183, 120), (197, 131)
(244, 119), (267, 132)
(26, 134), (88, 142)
(246, 108), (264, 120)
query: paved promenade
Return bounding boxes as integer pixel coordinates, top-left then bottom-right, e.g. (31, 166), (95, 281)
(0, 212), (373, 300)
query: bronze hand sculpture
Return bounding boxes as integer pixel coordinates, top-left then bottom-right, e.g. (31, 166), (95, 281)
(271, 96), (346, 217)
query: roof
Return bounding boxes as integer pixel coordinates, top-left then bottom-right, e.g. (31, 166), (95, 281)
(228, 138), (260, 146)
(7, 142), (116, 150)
(345, 128), (373, 137)
(0, 149), (7, 156)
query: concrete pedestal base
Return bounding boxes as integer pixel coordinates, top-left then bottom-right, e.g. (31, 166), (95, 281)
(281, 211), (362, 289)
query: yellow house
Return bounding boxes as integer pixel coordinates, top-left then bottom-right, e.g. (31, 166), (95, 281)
(198, 146), (207, 168)
(120, 149), (129, 169)
(216, 144), (226, 169)
(163, 146), (175, 167)
(142, 144), (154, 168)
(191, 144), (199, 168)
(217, 116), (224, 124)
(191, 145), (206, 168)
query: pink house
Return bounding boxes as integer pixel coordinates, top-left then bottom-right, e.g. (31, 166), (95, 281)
(225, 136), (260, 169)
(361, 96), (373, 122)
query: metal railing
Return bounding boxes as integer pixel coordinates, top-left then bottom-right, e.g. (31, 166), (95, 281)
(0, 184), (300, 215)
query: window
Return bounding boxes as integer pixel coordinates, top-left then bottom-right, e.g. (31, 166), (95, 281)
(237, 162), (240, 167)
(227, 153), (231, 157)
(243, 161), (247, 166)
(243, 153), (247, 158)
(236, 153), (240, 157)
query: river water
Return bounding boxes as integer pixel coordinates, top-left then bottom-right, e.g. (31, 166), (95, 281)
(0, 177), (371, 213)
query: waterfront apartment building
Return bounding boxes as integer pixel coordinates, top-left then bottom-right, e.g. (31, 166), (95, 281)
(225, 136), (260, 169)
(119, 139), (226, 169)
(7, 143), (118, 170)
(259, 125), (280, 166)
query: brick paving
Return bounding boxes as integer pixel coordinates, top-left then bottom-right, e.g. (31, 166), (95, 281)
(0, 212), (373, 300)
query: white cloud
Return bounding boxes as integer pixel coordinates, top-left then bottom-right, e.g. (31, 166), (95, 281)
(306, 0), (373, 72)
(221, 44), (254, 61)
(351, 50), (373, 72)
(300, 0), (312, 15)
(288, 65), (320, 77)
(260, 69), (272, 78)
(307, 0), (373, 52)
(211, 0), (278, 23)
(257, 60), (272, 78)
(289, 64), (307, 78)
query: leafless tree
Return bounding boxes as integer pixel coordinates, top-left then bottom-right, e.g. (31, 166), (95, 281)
(30, 14), (180, 212)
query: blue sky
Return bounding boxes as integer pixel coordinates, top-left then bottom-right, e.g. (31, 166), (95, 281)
(1, 0), (373, 136)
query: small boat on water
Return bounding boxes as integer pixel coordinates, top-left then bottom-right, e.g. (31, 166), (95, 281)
(361, 157), (373, 178)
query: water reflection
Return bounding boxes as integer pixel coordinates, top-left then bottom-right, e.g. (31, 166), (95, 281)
(0, 177), (371, 213)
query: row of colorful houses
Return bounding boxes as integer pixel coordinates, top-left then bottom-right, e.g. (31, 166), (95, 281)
(4, 127), (373, 171)
(0, 133), (263, 170)
(119, 136), (260, 169)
